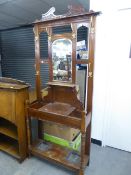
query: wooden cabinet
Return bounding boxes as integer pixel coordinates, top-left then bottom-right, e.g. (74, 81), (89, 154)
(27, 5), (99, 175)
(0, 77), (29, 162)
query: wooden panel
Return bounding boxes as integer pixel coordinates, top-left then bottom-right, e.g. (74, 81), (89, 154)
(29, 89), (37, 103)
(16, 88), (29, 160)
(43, 85), (83, 110)
(0, 77), (29, 161)
(0, 90), (16, 124)
(39, 102), (75, 116)
(28, 107), (81, 129)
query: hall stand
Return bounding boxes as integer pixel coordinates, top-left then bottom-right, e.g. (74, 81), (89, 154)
(26, 6), (99, 175)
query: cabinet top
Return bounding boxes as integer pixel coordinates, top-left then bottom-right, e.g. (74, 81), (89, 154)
(33, 5), (100, 25)
(0, 77), (30, 90)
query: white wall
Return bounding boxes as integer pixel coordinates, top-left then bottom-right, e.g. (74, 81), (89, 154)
(90, 0), (131, 141)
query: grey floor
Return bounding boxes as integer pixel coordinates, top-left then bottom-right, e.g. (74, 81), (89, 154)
(0, 144), (131, 175)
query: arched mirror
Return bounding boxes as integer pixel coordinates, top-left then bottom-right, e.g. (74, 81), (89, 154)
(76, 23), (89, 107)
(77, 23), (89, 61)
(52, 38), (72, 82)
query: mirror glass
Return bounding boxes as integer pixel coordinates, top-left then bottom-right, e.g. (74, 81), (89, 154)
(52, 39), (72, 81)
(76, 65), (87, 108)
(76, 23), (89, 108)
(77, 23), (89, 61)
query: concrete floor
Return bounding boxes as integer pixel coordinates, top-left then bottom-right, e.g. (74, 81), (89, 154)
(0, 144), (131, 175)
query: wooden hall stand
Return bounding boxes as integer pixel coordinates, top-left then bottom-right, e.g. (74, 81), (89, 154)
(27, 6), (99, 175)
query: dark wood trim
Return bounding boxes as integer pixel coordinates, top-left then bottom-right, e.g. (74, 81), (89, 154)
(76, 59), (89, 65)
(50, 33), (73, 41)
(34, 25), (42, 100)
(71, 23), (77, 83)
(87, 16), (96, 113)
(34, 11), (100, 26)
(47, 27), (53, 81)
(28, 108), (81, 129)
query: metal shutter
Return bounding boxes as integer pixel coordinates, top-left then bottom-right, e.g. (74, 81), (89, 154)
(0, 26), (49, 88)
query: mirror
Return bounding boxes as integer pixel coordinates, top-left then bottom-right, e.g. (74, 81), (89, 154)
(77, 24), (89, 61)
(52, 39), (72, 81)
(76, 66), (87, 108)
(76, 23), (89, 108)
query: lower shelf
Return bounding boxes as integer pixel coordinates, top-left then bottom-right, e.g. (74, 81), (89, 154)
(29, 139), (89, 171)
(0, 118), (18, 140)
(0, 135), (20, 159)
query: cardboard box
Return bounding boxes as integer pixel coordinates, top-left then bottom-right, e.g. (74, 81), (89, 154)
(43, 121), (80, 141)
(44, 132), (81, 151)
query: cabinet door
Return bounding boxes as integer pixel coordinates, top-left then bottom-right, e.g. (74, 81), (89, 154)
(0, 90), (16, 124)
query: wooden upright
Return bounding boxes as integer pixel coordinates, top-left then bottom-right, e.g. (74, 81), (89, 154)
(27, 6), (99, 175)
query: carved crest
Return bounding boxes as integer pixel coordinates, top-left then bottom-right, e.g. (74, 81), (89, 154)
(41, 7), (64, 21)
(38, 5), (86, 22)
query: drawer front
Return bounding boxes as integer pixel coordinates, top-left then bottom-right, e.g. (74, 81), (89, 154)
(0, 90), (16, 124)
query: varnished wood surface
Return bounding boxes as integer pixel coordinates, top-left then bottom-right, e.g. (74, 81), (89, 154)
(43, 85), (83, 110)
(30, 139), (89, 171)
(34, 11), (100, 26)
(39, 102), (75, 116)
(0, 135), (20, 159)
(0, 90), (16, 124)
(0, 118), (17, 140)
(0, 77), (29, 161)
(28, 6), (99, 175)
(28, 106), (81, 129)
(0, 82), (29, 90)
(0, 77), (30, 85)
(47, 81), (76, 87)
(34, 25), (42, 100)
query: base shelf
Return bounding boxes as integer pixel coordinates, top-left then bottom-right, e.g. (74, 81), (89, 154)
(29, 139), (89, 171)
(0, 134), (20, 159)
(0, 118), (18, 140)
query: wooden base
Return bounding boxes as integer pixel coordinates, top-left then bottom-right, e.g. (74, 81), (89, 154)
(29, 139), (89, 172)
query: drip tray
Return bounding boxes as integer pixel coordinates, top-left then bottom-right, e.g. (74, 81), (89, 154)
(66, 151), (80, 164)
(37, 141), (52, 151)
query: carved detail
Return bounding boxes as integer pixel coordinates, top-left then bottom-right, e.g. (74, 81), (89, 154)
(35, 71), (40, 76)
(71, 23), (77, 39)
(35, 5), (87, 23)
(88, 72), (93, 78)
(72, 33), (76, 39)
(45, 27), (52, 42)
(41, 7), (64, 21)
(90, 27), (95, 34)
(48, 35), (52, 41)
(35, 36), (38, 42)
